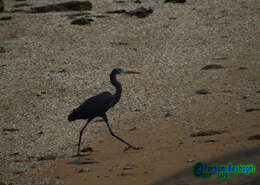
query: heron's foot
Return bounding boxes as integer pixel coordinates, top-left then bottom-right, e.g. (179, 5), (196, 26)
(124, 145), (143, 152)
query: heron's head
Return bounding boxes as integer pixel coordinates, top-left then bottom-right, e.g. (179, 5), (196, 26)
(112, 68), (140, 75)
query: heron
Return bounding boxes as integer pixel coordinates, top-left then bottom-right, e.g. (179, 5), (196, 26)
(68, 68), (141, 155)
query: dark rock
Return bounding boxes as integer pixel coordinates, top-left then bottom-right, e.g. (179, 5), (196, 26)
(205, 139), (216, 143)
(165, 112), (172, 117)
(68, 158), (103, 165)
(195, 89), (211, 95)
(71, 18), (93, 25)
(134, 0), (142, 3)
(248, 135), (260, 140)
(191, 130), (226, 137)
(81, 147), (93, 153)
(201, 64), (224, 70)
(78, 167), (89, 173)
(30, 1), (92, 13)
(115, 0), (125, 3)
(123, 164), (136, 170)
(66, 12), (90, 19)
(106, 9), (126, 14)
(245, 108), (260, 112)
(129, 127), (136, 131)
(38, 155), (56, 161)
(2, 128), (19, 132)
(10, 152), (19, 156)
(110, 42), (128, 45)
(0, 46), (6, 53)
(13, 3), (31, 8)
(165, 0), (186, 3)
(0, 16), (11, 21)
(0, 0), (4, 12)
(126, 7), (153, 18)
(238, 67), (248, 70)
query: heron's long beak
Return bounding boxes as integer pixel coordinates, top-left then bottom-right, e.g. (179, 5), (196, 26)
(124, 71), (141, 74)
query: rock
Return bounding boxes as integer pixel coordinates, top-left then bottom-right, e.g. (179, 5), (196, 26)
(165, 112), (171, 117)
(38, 155), (57, 161)
(68, 158), (103, 165)
(0, 0), (4, 13)
(78, 167), (89, 173)
(134, 0), (142, 3)
(201, 64), (225, 70)
(30, 1), (92, 13)
(195, 89), (211, 95)
(126, 7), (153, 18)
(66, 12), (90, 19)
(106, 9), (126, 14)
(245, 108), (260, 112)
(205, 139), (216, 143)
(122, 164), (136, 170)
(0, 16), (11, 21)
(81, 147), (93, 153)
(2, 128), (20, 132)
(71, 18), (93, 25)
(191, 130), (226, 137)
(248, 135), (260, 140)
(238, 67), (248, 70)
(13, 3), (31, 8)
(0, 46), (6, 53)
(165, 0), (186, 3)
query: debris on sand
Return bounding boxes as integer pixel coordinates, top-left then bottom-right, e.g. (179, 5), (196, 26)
(125, 7), (153, 18)
(68, 158), (103, 165)
(201, 64), (225, 70)
(195, 89), (211, 95)
(30, 1), (92, 13)
(191, 130), (226, 137)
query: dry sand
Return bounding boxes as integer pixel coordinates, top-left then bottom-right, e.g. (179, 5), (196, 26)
(0, 0), (259, 184)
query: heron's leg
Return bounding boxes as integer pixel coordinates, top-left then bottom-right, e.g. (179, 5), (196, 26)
(78, 119), (92, 155)
(101, 114), (139, 150)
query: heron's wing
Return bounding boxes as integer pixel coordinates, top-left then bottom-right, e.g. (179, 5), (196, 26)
(68, 91), (116, 121)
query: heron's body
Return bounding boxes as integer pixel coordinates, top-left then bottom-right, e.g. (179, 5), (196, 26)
(68, 68), (140, 155)
(68, 92), (114, 121)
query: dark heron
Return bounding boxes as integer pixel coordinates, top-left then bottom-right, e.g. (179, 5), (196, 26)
(68, 68), (141, 155)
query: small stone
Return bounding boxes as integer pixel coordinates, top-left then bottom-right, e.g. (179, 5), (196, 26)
(30, 1), (92, 13)
(78, 167), (89, 173)
(245, 108), (260, 112)
(238, 67), (248, 70)
(205, 139), (216, 143)
(68, 158), (103, 165)
(165, 0), (186, 3)
(38, 155), (56, 161)
(126, 7), (153, 18)
(248, 135), (260, 140)
(186, 159), (194, 162)
(123, 164), (136, 170)
(201, 64), (225, 70)
(0, 16), (11, 21)
(191, 130), (226, 137)
(134, 0), (142, 3)
(71, 18), (93, 25)
(81, 147), (93, 153)
(106, 9), (126, 14)
(195, 89), (211, 95)
(2, 128), (20, 132)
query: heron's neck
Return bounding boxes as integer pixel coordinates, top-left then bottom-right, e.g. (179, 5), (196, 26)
(110, 73), (122, 102)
